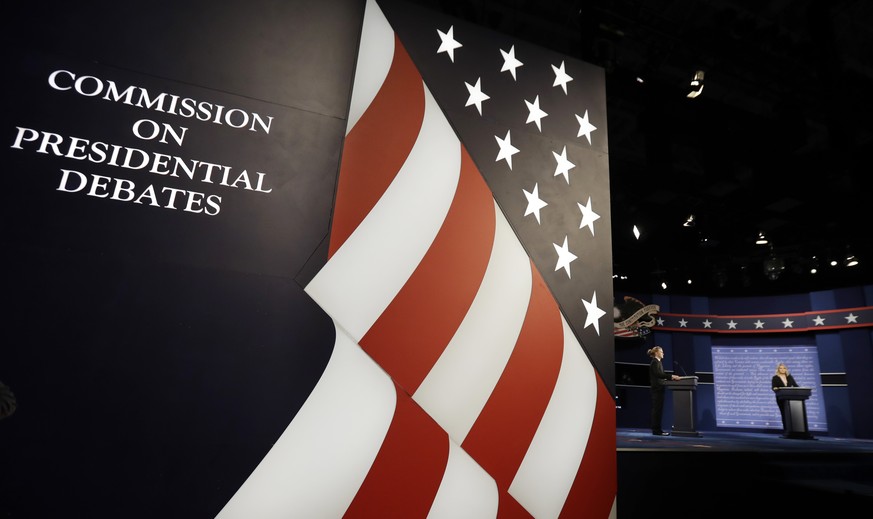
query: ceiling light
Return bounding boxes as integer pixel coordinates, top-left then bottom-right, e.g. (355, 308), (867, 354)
(687, 70), (705, 98)
(843, 247), (858, 267)
(699, 236), (715, 247)
(755, 232), (768, 245)
(633, 225), (641, 240)
(683, 214), (696, 227)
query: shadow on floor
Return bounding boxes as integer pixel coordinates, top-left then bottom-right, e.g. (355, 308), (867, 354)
(616, 428), (873, 517)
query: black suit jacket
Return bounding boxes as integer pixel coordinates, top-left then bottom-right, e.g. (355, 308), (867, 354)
(772, 373), (799, 391)
(649, 359), (671, 391)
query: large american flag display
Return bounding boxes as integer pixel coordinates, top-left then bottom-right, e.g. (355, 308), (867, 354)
(217, 0), (616, 516)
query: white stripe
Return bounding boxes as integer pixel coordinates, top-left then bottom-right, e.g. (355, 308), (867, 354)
(509, 317), (597, 519)
(427, 440), (499, 519)
(414, 206), (531, 443)
(305, 87), (460, 341)
(347, 0), (394, 135)
(216, 322), (396, 519)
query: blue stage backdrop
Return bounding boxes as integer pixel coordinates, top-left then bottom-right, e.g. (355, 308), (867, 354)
(712, 346), (827, 431)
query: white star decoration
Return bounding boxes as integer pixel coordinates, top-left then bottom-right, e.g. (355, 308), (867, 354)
(581, 292), (606, 336)
(500, 45), (523, 80)
(577, 196), (600, 236)
(523, 183), (548, 223)
(437, 25), (462, 62)
(575, 110), (597, 144)
(494, 130), (519, 169)
(465, 77), (490, 115)
(551, 60), (573, 94)
(652, 311), (872, 331)
(553, 236), (577, 279)
(429, 26), (626, 361)
(552, 146), (575, 183)
(525, 95), (548, 131)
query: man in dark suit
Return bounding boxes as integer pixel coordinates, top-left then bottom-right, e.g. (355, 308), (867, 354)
(648, 346), (679, 435)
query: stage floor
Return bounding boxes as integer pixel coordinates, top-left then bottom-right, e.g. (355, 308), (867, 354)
(616, 428), (873, 517)
(617, 427), (873, 453)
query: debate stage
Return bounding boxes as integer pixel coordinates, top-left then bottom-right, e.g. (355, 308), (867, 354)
(616, 428), (873, 517)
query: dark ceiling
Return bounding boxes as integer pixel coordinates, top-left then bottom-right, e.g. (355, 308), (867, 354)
(407, 0), (873, 297)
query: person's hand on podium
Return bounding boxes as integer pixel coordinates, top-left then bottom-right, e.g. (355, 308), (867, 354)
(671, 374), (680, 381)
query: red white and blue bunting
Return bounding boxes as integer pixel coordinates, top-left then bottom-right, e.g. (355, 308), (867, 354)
(654, 307), (873, 333)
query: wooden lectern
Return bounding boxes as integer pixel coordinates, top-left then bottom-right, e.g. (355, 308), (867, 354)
(775, 387), (815, 439)
(665, 376), (700, 437)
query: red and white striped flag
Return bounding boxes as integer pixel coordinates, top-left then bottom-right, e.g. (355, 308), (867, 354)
(218, 0), (615, 516)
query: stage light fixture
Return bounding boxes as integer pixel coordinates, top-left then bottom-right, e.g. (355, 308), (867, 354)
(845, 251), (859, 267)
(683, 214), (696, 227)
(687, 70), (705, 98)
(755, 232), (769, 245)
(763, 246), (785, 281)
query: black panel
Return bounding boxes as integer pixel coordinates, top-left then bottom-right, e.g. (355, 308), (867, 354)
(2, 0), (364, 516)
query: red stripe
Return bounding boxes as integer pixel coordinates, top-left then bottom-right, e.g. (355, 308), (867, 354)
(558, 377), (617, 518)
(497, 491), (534, 519)
(343, 385), (449, 518)
(360, 148), (495, 392)
(461, 264), (563, 490)
(329, 35), (424, 257)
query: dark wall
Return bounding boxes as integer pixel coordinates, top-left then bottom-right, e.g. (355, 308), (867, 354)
(2, 1), (364, 516)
